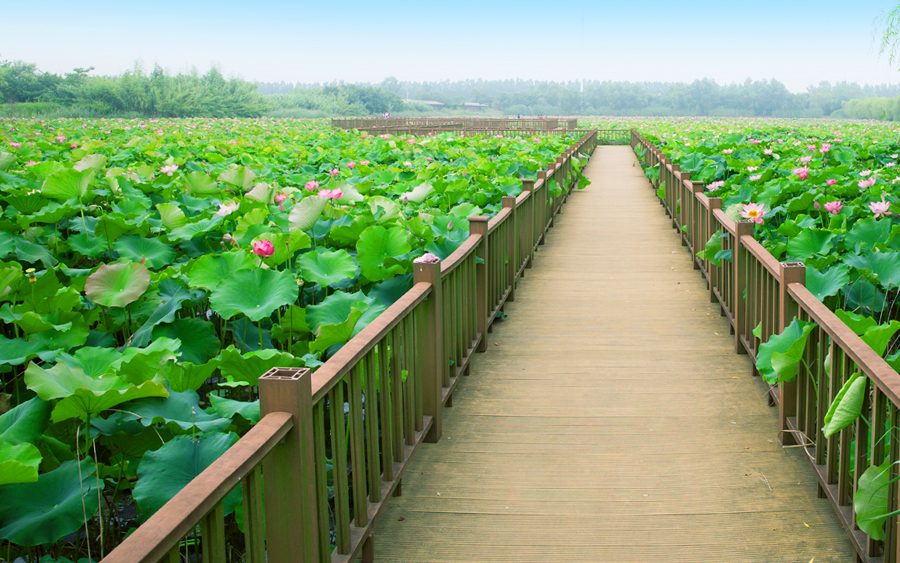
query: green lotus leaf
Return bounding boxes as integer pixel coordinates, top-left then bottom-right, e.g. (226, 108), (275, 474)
(401, 182), (434, 203)
(855, 461), (891, 541)
(209, 395), (260, 423)
(367, 196), (402, 224)
(842, 279), (887, 315)
(846, 218), (891, 249)
(0, 459), (98, 546)
(129, 278), (204, 348)
(253, 230), (311, 268)
(68, 234), (107, 258)
(166, 216), (224, 242)
(245, 182), (274, 203)
(133, 433), (240, 521)
(214, 345), (304, 385)
(329, 215), (370, 247)
(85, 262), (151, 308)
(184, 170), (219, 195)
(0, 336), (50, 366)
(356, 225), (411, 282)
(113, 235), (175, 269)
(755, 318), (816, 384)
(289, 195), (328, 231)
(163, 361), (217, 393)
(0, 152), (14, 171)
(218, 166), (256, 191)
(298, 249), (358, 287)
(860, 321), (900, 357)
(0, 439), (41, 485)
(805, 264), (849, 301)
(15, 238), (58, 268)
(73, 154), (107, 172)
(152, 318), (220, 365)
(306, 290), (378, 330)
(845, 250), (900, 289)
(24, 362), (169, 422)
(0, 397), (51, 445)
(156, 203), (188, 231)
(127, 388), (231, 433)
(186, 250), (256, 291)
(41, 168), (96, 202)
(786, 229), (834, 260)
(822, 372), (867, 438)
(28, 324), (89, 355)
(209, 268), (298, 322)
(367, 274), (414, 307)
(56, 346), (122, 379)
(310, 302), (368, 353)
(113, 337), (182, 384)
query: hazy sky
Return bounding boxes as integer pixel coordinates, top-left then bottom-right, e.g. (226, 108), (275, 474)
(2, 0), (899, 92)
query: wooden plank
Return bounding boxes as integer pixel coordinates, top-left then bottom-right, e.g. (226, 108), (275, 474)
(366, 146), (855, 563)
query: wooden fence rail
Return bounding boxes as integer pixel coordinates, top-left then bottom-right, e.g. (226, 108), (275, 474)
(631, 130), (900, 563)
(101, 130), (601, 563)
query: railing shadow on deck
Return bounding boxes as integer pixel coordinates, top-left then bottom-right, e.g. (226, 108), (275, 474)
(100, 130), (604, 563)
(631, 130), (900, 563)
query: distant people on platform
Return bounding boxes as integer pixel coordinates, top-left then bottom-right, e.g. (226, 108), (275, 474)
(383, 112), (391, 119)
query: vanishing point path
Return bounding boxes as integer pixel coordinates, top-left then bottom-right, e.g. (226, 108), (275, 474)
(369, 147), (856, 562)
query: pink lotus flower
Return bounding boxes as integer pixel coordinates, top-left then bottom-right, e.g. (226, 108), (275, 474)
(25, 160), (37, 167)
(159, 164), (178, 176)
(739, 202), (766, 224)
(764, 149), (773, 155)
(56, 135), (65, 142)
(413, 252), (440, 264)
(448, 221), (454, 230)
(403, 161), (412, 166)
(70, 144), (77, 149)
(750, 139), (760, 145)
(747, 166), (758, 172)
(870, 199), (893, 218)
(215, 200), (240, 216)
(360, 160), (370, 166)
(274, 192), (288, 203)
(826, 179), (837, 186)
(824, 201), (844, 214)
(329, 168), (340, 177)
(346, 162), (355, 169)
(807, 144), (817, 152)
(8, 142), (21, 148)
(860, 170), (873, 177)
(820, 143), (832, 153)
(407, 139), (415, 145)
(318, 188), (343, 199)
(252, 240), (275, 257)
(749, 174), (762, 181)
(800, 155), (812, 164)
(722, 149), (733, 154)
(859, 177), (876, 189)
(425, 157), (432, 161)
(305, 180), (319, 191)
(793, 167), (810, 180)
(706, 181), (725, 190)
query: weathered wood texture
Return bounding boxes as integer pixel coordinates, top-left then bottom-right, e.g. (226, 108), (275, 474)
(367, 147), (855, 562)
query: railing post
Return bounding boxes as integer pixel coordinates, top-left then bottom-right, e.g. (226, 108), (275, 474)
(669, 164), (680, 227)
(708, 198), (722, 303)
(503, 196), (516, 302)
(469, 216), (489, 352)
(536, 171), (547, 245)
(779, 262), (805, 446)
(259, 368), (319, 563)
(547, 163), (556, 228)
(678, 172), (690, 245)
(658, 159), (668, 202)
(413, 261), (443, 443)
(522, 179), (535, 269)
(734, 220), (754, 354)
(690, 181), (704, 268)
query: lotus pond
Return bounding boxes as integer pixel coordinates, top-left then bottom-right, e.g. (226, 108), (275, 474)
(0, 117), (586, 561)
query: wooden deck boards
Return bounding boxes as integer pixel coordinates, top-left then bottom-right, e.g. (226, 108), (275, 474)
(367, 146), (855, 562)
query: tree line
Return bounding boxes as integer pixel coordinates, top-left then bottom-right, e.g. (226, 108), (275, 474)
(3, 59), (900, 120)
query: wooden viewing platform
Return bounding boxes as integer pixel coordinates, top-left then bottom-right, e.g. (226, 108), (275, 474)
(366, 147), (856, 562)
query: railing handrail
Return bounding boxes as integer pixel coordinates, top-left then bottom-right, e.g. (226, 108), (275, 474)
(440, 234), (481, 275)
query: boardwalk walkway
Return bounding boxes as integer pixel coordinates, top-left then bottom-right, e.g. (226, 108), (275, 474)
(369, 147), (855, 562)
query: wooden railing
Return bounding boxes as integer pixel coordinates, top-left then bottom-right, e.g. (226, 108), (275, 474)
(101, 130), (603, 563)
(631, 130), (900, 563)
(331, 117), (569, 133)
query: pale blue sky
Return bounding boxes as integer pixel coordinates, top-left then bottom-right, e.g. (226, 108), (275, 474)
(2, 0), (898, 91)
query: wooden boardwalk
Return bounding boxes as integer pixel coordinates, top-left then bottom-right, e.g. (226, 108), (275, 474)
(369, 147), (856, 562)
